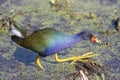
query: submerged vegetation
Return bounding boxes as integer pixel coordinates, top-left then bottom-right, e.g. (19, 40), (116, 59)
(65, 60), (109, 80)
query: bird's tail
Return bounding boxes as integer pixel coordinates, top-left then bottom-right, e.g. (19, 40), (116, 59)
(11, 35), (24, 43)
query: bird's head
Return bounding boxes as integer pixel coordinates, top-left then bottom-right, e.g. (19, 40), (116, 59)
(79, 31), (100, 43)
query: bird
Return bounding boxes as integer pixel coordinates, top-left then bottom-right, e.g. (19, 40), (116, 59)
(9, 19), (100, 70)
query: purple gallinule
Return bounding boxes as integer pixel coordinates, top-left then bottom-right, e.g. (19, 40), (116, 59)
(10, 20), (100, 70)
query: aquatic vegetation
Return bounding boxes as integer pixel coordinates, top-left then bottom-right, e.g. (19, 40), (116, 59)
(50, 0), (73, 12)
(84, 12), (99, 19)
(99, 42), (112, 48)
(98, 30), (113, 36)
(0, 14), (10, 34)
(50, 0), (59, 6)
(0, 12), (30, 35)
(0, 13), (16, 34)
(113, 9), (118, 15)
(49, 0), (99, 21)
(65, 61), (108, 80)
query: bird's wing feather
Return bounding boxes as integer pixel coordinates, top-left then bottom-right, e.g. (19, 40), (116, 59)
(17, 28), (71, 55)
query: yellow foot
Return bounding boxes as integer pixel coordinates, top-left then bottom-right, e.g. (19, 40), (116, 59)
(54, 52), (100, 65)
(70, 52), (100, 65)
(35, 56), (43, 70)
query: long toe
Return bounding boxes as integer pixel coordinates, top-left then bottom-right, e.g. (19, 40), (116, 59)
(69, 52), (100, 65)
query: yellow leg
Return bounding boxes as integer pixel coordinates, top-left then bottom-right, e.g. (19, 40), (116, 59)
(35, 56), (43, 70)
(54, 52), (100, 65)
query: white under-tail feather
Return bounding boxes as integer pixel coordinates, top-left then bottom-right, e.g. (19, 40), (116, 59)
(11, 24), (24, 38)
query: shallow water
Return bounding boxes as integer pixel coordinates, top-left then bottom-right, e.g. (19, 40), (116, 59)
(0, 0), (120, 80)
